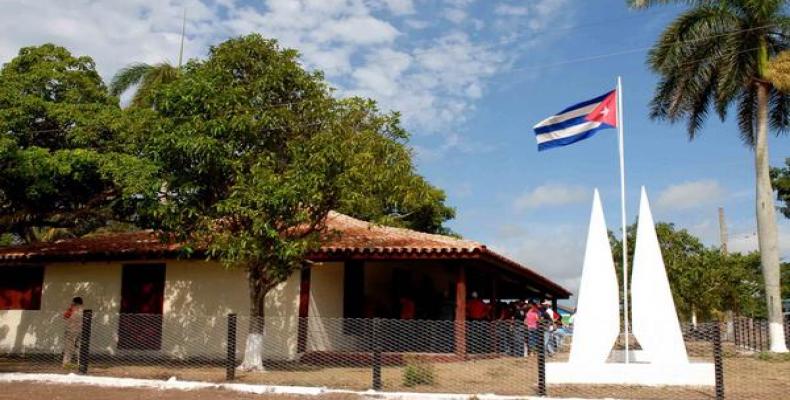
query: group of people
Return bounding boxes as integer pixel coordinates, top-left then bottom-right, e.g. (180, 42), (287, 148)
(467, 293), (571, 357)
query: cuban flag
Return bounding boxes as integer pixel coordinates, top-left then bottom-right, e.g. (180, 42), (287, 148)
(533, 90), (618, 151)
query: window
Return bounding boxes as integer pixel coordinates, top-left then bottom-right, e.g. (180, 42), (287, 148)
(0, 265), (44, 310)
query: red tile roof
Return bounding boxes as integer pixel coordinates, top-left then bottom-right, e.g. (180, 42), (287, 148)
(0, 211), (570, 297)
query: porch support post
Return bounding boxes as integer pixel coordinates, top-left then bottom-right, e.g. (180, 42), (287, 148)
(551, 298), (558, 314)
(454, 264), (467, 356)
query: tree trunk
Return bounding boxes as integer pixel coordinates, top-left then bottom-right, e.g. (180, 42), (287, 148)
(691, 306), (698, 329)
(239, 264), (269, 371)
(754, 81), (789, 353)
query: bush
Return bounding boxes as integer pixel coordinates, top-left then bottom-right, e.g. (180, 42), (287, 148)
(756, 352), (790, 362)
(402, 355), (436, 387)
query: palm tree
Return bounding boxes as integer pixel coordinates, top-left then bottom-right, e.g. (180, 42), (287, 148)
(109, 62), (181, 108)
(629, 0), (789, 352)
(109, 9), (187, 107)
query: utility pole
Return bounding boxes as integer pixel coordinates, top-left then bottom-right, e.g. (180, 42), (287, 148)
(718, 207), (728, 255)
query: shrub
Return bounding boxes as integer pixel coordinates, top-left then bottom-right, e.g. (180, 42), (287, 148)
(402, 355), (436, 387)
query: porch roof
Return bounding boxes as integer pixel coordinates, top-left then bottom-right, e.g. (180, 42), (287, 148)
(0, 211), (571, 298)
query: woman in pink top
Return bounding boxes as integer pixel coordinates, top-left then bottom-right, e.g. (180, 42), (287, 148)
(525, 302), (540, 355)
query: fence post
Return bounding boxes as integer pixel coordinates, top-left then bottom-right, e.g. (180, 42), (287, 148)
(371, 319), (382, 391)
(536, 322), (546, 397)
(757, 320), (763, 351)
(78, 309), (92, 375)
(733, 316), (739, 347)
(226, 313), (237, 381)
(712, 323), (724, 400)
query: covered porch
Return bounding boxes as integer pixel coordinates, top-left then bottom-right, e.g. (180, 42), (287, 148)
(299, 214), (571, 357)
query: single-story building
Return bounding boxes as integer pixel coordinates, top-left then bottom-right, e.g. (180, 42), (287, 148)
(0, 211), (570, 361)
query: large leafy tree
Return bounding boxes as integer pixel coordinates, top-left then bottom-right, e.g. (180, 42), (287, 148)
(772, 157), (790, 218)
(131, 34), (453, 369)
(629, 0), (789, 352)
(611, 222), (766, 323)
(0, 44), (160, 243)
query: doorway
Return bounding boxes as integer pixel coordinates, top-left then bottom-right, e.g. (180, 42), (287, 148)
(118, 263), (165, 350)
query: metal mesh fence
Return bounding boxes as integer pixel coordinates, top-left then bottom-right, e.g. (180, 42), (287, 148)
(2, 311), (789, 399)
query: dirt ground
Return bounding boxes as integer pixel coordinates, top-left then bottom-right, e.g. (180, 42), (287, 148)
(2, 347), (788, 399)
(0, 382), (361, 400)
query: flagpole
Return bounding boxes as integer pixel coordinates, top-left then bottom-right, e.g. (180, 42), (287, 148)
(617, 76), (629, 364)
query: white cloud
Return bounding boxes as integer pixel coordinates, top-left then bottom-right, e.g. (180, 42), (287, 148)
(443, 8), (467, 24)
(313, 16), (399, 45)
(494, 4), (529, 16)
(514, 184), (589, 211)
(491, 223), (586, 303)
(378, 0), (414, 15)
(727, 224), (790, 258)
(0, 0), (570, 162)
(404, 19), (430, 30)
(655, 180), (726, 210)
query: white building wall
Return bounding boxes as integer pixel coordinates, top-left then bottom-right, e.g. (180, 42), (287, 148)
(306, 261), (353, 351)
(0, 260), (301, 360)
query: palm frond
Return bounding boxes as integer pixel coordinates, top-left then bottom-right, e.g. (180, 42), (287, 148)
(769, 86), (790, 133)
(109, 63), (154, 97)
(131, 62), (181, 108)
(628, 1), (714, 10)
(737, 86), (758, 145)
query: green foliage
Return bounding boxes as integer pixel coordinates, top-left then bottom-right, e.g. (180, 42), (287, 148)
(627, 0), (790, 143)
(0, 44), (161, 242)
(772, 158), (790, 218)
(121, 34), (454, 315)
(402, 355), (435, 387)
(0, 36), (455, 322)
(330, 98), (455, 234)
(109, 62), (181, 108)
(611, 222), (767, 321)
(757, 351), (790, 362)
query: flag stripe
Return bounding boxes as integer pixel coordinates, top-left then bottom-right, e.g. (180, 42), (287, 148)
(534, 115), (592, 135)
(556, 91), (612, 114)
(533, 103), (599, 129)
(537, 124), (611, 151)
(536, 121), (602, 144)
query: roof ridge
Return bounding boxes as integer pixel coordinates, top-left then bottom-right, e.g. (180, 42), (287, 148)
(326, 211), (483, 248)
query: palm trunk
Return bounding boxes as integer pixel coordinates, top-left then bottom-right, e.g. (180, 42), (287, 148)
(754, 81), (788, 353)
(239, 264), (269, 370)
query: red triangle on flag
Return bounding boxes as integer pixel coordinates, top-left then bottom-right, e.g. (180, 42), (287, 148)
(585, 90), (617, 127)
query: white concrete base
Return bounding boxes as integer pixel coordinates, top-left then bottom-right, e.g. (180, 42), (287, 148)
(609, 350), (652, 363)
(547, 362), (715, 386)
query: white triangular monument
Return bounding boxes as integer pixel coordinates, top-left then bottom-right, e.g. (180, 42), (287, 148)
(547, 188), (714, 386)
(631, 186), (689, 365)
(568, 189), (620, 365)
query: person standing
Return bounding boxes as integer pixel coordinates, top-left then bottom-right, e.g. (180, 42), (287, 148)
(540, 300), (557, 356)
(62, 297), (84, 367)
(466, 292), (489, 353)
(525, 301), (540, 356)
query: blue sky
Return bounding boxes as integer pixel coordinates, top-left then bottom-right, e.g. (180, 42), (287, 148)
(2, 0), (788, 297)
